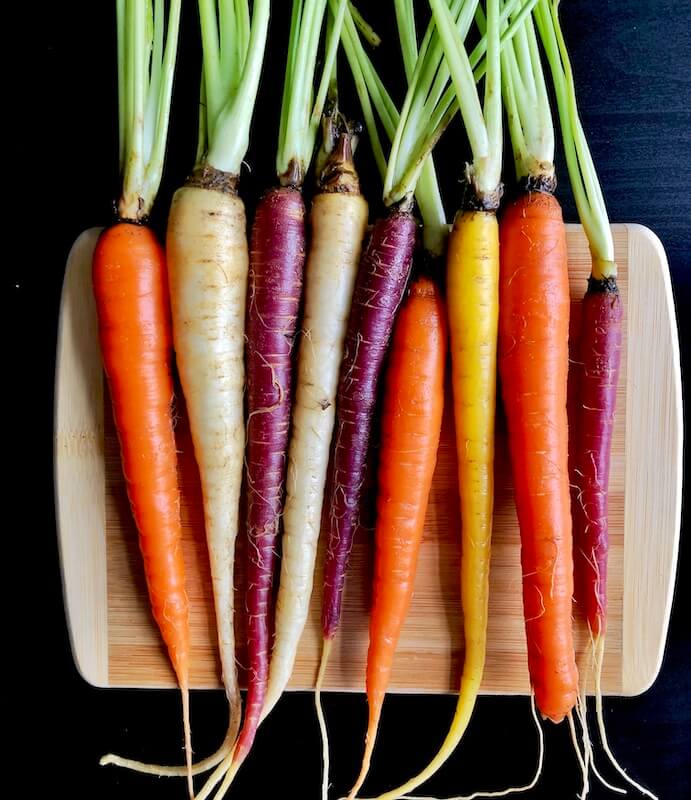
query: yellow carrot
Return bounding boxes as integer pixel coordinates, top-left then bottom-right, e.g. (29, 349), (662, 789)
(355, 0), (504, 794)
(358, 211), (498, 800)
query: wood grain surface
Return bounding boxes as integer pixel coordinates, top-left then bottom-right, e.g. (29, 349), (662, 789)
(54, 224), (682, 697)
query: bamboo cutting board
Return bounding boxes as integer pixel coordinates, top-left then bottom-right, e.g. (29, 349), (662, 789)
(54, 224), (682, 697)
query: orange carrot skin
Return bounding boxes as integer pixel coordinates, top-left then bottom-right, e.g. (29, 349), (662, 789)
(498, 192), (578, 723)
(367, 275), (447, 721)
(93, 222), (190, 683)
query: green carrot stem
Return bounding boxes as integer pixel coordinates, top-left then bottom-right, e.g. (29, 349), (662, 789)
(534, 0), (615, 274)
(118, 0), (181, 220)
(196, 0), (270, 176)
(277, 0), (330, 184)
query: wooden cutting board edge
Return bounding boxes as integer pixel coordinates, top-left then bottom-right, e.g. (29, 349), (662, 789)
(621, 224), (683, 696)
(53, 224), (683, 696)
(55, 228), (108, 688)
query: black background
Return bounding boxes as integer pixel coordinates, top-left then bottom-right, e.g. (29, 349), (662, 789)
(11, 2), (689, 798)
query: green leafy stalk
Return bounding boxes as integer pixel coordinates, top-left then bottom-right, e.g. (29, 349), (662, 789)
(384, 0), (539, 207)
(118, 0), (182, 220)
(348, 0), (381, 46)
(336, 0), (446, 248)
(276, 0), (334, 184)
(336, 5), (389, 176)
(478, 0), (554, 183)
(311, 0), (348, 127)
(116, 0), (127, 171)
(201, 0), (271, 175)
(425, 0), (502, 205)
(534, 0), (615, 275)
(393, 0), (447, 253)
(385, 0), (476, 202)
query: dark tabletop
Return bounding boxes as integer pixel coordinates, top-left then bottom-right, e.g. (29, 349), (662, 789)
(13, 1), (690, 798)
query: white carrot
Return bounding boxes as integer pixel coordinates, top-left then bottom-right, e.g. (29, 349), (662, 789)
(166, 0), (270, 774)
(261, 120), (368, 722)
(100, 0), (270, 786)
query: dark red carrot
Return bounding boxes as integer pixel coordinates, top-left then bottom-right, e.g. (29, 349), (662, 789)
(572, 278), (623, 638)
(322, 206), (416, 641)
(238, 185), (306, 765)
(197, 6), (343, 795)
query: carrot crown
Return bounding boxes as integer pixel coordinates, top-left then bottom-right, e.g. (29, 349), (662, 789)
(535, 0), (616, 278)
(482, 1), (555, 186)
(275, 0), (348, 187)
(116, 0), (182, 220)
(334, 1), (446, 254)
(425, 0), (505, 208)
(381, 0), (538, 215)
(197, 0), (270, 176)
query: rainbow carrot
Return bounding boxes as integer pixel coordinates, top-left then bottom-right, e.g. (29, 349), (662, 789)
(92, 0), (192, 794)
(347, 274), (447, 800)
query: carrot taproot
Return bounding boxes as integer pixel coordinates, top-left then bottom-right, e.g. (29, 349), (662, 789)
(498, 191), (578, 723)
(572, 280), (622, 639)
(92, 1), (193, 794)
(167, 1), (272, 780)
(238, 180), (306, 765)
(102, 2), (272, 787)
(535, 3), (655, 795)
(321, 206), (417, 642)
(262, 121), (368, 722)
(347, 274), (447, 800)
(194, 5), (347, 797)
(314, 8), (453, 795)
(93, 222), (192, 793)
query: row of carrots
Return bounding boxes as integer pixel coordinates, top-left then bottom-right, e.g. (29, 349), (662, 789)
(91, 2), (651, 799)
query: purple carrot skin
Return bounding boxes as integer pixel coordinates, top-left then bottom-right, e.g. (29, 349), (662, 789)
(572, 277), (623, 639)
(237, 185), (306, 766)
(322, 206), (416, 640)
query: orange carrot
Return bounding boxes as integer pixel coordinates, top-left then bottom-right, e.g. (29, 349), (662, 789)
(347, 274), (447, 799)
(498, 191), (578, 724)
(93, 222), (192, 790)
(91, 1), (193, 793)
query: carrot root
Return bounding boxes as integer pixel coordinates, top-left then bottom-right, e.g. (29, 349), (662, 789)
(93, 222), (193, 787)
(99, 732), (232, 777)
(593, 637), (658, 799)
(182, 684), (193, 797)
(568, 711), (590, 800)
(316, 638), (334, 800)
(193, 744), (237, 800)
(575, 641), (626, 796)
(351, 696), (545, 800)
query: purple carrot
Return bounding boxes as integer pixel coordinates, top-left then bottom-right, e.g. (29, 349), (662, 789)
(238, 185), (306, 765)
(322, 206), (417, 641)
(572, 276), (623, 638)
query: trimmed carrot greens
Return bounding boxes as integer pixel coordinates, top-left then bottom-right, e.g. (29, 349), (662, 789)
(117, 0), (182, 218)
(197, 0), (270, 173)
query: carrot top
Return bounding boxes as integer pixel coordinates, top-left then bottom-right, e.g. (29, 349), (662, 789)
(275, 0), (348, 186)
(116, 0), (181, 219)
(383, 0), (539, 215)
(534, 0), (615, 278)
(196, 0), (270, 175)
(334, 0), (446, 254)
(337, 0), (537, 253)
(478, 0), (554, 186)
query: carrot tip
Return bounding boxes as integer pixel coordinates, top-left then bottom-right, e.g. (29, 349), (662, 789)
(316, 639), (334, 800)
(181, 685), (194, 798)
(592, 637), (658, 800)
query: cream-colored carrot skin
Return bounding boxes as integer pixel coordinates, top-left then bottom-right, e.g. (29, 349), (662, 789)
(362, 210), (498, 800)
(166, 182), (247, 752)
(262, 189), (368, 720)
